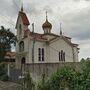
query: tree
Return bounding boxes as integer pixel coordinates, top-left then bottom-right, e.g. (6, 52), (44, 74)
(0, 26), (16, 81)
(0, 26), (16, 61)
(0, 62), (8, 81)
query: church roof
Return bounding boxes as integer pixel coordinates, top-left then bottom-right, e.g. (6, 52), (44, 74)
(23, 30), (47, 40)
(15, 11), (30, 28)
(30, 32), (47, 40)
(5, 52), (16, 62)
(19, 11), (30, 25)
(23, 30), (78, 47)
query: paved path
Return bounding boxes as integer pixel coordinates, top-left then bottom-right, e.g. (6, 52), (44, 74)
(0, 81), (22, 90)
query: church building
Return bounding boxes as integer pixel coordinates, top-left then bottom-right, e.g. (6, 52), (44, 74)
(15, 7), (79, 68)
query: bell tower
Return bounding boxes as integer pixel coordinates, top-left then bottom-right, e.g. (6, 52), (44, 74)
(15, 4), (30, 69)
(15, 5), (30, 41)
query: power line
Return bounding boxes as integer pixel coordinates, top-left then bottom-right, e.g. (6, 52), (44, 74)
(13, 0), (20, 10)
(0, 0), (21, 27)
(49, 45), (73, 59)
(0, 15), (15, 27)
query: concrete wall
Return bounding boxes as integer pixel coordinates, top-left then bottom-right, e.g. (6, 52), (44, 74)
(10, 62), (81, 83)
(8, 62), (81, 90)
(25, 62), (81, 82)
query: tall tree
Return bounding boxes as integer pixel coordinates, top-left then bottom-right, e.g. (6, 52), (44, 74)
(0, 26), (16, 61)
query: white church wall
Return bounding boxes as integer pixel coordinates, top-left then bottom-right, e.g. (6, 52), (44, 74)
(28, 39), (44, 63)
(16, 16), (23, 40)
(33, 40), (46, 63)
(73, 47), (78, 62)
(42, 34), (55, 41)
(16, 42), (19, 53)
(49, 39), (74, 62)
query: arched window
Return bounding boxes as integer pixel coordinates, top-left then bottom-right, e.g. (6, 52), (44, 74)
(59, 50), (65, 62)
(19, 41), (24, 52)
(19, 24), (22, 35)
(21, 57), (26, 64)
(38, 48), (44, 61)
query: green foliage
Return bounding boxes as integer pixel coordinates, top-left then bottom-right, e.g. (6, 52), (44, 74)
(0, 62), (8, 81)
(37, 73), (50, 90)
(0, 26), (16, 61)
(37, 61), (90, 90)
(80, 59), (90, 90)
(24, 71), (35, 90)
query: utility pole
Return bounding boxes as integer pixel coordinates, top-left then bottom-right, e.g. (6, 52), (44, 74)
(60, 23), (62, 36)
(32, 23), (35, 63)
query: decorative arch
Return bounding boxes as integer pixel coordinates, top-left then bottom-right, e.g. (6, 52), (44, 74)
(19, 41), (24, 52)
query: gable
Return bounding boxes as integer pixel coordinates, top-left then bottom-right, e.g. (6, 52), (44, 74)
(49, 36), (73, 47)
(15, 11), (30, 29)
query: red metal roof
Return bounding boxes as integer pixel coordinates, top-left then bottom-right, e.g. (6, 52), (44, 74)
(19, 11), (30, 25)
(5, 52), (16, 59)
(30, 32), (47, 40)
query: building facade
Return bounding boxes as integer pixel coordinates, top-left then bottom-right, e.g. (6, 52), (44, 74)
(15, 8), (79, 68)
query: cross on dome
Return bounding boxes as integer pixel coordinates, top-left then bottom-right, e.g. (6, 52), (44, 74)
(42, 11), (52, 34)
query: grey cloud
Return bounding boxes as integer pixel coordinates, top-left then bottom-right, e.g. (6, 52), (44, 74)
(43, 5), (53, 14)
(61, 7), (90, 41)
(85, 0), (90, 1)
(25, 3), (40, 15)
(0, 0), (19, 16)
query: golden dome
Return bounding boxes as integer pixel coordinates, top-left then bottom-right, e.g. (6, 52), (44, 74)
(42, 19), (52, 30)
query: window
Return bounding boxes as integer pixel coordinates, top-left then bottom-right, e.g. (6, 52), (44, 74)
(63, 52), (65, 61)
(38, 48), (41, 61)
(19, 41), (24, 52)
(59, 50), (65, 62)
(38, 48), (44, 61)
(19, 24), (22, 35)
(59, 52), (61, 61)
(61, 50), (63, 61)
(42, 48), (44, 61)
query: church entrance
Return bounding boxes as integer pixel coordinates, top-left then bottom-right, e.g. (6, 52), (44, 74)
(21, 57), (26, 64)
(21, 57), (26, 73)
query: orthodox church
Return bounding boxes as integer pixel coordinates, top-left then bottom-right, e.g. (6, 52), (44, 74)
(15, 7), (79, 68)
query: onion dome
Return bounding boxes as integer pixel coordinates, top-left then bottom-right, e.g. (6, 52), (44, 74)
(42, 11), (52, 34)
(42, 19), (52, 30)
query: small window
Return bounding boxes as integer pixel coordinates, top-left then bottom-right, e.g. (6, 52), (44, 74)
(19, 41), (24, 52)
(42, 48), (44, 61)
(59, 50), (65, 62)
(19, 24), (22, 34)
(63, 52), (65, 61)
(59, 52), (61, 61)
(38, 48), (41, 61)
(38, 48), (44, 61)
(61, 50), (63, 61)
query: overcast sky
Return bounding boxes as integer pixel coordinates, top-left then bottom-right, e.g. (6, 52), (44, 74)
(0, 0), (90, 60)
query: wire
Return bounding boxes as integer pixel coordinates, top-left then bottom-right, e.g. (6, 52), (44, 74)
(12, 0), (20, 10)
(0, 15), (15, 27)
(0, 0), (20, 28)
(0, 16), (14, 26)
(49, 45), (73, 59)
